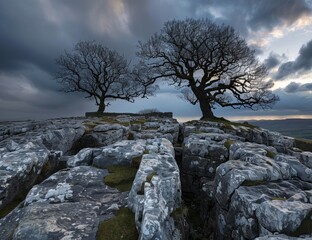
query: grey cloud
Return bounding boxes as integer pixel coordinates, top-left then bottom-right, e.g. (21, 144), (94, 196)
(264, 52), (283, 69)
(285, 82), (312, 93)
(246, 0), (311, 31)
(191, 0), (312, 36)
(0, 0), (311, 121)
(276, 39), (312, 79)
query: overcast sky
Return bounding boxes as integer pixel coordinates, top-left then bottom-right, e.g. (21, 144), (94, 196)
(1, 0), (312, 121)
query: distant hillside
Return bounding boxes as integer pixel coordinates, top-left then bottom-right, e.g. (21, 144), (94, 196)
(249, 119), (312, 140)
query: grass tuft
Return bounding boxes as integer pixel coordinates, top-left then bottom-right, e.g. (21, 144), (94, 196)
(104, 165), (138, 192)
(266, 150), (277, 159)
(295, 138), (312, 152)
(224, 139), (234, 150)
(96, 207), (138, 240)
(137, 171), (157, 195)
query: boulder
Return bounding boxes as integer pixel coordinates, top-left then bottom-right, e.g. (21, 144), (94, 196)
(128, 138), (181, 239)
(0, 141), (51, 211)
(0, 166), (128, 240)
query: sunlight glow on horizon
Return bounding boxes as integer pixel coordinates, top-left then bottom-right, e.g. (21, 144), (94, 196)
(176, 115), (312, 123)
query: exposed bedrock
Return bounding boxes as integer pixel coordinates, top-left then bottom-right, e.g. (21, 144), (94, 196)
(0, 166), (128, 239)
(0, 116), (312, 240)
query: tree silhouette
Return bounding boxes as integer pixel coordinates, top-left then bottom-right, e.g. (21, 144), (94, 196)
(56, 41), (157, 114)
(137, 19), (279, 119)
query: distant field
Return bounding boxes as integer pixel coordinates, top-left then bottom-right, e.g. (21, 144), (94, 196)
(248, 119), (312, 140)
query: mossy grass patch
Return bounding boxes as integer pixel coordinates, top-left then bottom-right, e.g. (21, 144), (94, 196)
(96, 207), (138, 240)
(104, 165), (138, 192)
(199, 117), (258, 129)
(137, 171), (158, 195)
(131, 150), (149, 168)
(266, 150), (277, 159)
(241, 180), (267, 186)
(224, 139), (234, 150)
(295, 138), (312, 152)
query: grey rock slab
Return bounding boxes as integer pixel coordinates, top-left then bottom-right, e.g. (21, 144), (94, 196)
(1, 166), (128, 240)
(93, 140), (146, 169)
(66, 148), (102, 167)
(0, 142), (50, 211)
(229, 141), (277, 161)
(276, 154), (312, 183)
(128, 138), (181, 239)
(214, 154), (296, 209)
(13, 202), (100, 240)
(256, 200), (312, 234)
(24, 166), (120, 205)
(93, 123), (128, 133)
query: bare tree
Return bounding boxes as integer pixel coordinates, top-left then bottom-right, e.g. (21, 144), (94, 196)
(55, 41), (157, 114)
(137, 18), (279, 119)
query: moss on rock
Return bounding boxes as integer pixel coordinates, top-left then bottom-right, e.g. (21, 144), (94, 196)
(104, 165), (138, 192)
(96, 207), (138, 240)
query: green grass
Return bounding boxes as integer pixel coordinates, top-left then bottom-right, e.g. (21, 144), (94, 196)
(96, 207), (138, 240)
(171, 204), (189, 221)
(271, 197), (287, 201)
(295, 138), (312, 152)
(100, 116), (130, 126)
(131, 150), (149, 168)
(224, 139), (234, 150)
(194, 117), (258, 129)
(101, 116), (147, 127)
(130, 118), (146, 125)
(266, 150), (277, 159)
(241, 180), (267, 186)
(128, 132), (134, 140)
(104, 165), (138, 192)
(137, 171), (157, 195)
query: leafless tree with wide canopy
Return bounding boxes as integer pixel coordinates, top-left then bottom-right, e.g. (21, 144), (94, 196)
(56, 41), (157, 114)
(137, 18), (279, 119)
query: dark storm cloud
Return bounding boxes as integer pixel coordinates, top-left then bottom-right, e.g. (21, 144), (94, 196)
(264, 52), (283, 69)
(0, 0), (312, 120)
(275, 39), (312, 79)
(284, 82), (312, 93)
(192, 0), (312, 36)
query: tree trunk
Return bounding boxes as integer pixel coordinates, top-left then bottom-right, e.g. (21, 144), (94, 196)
(97, 99), (105, 114)
(198, 97), (214, 119)
(190, 85), (215, 119)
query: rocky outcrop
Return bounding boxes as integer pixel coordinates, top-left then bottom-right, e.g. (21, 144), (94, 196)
(128, 138), (181, 240)
(75, 122), (129, 149)
(130, 117), (180, 144)
(0, 166), (128, 239)
(0, 119), (85, 213)
(0, 141), (51, 212)
(179, 120), (312, 239)
(1, 116), (311, 240)
(0, 119), (85, 153)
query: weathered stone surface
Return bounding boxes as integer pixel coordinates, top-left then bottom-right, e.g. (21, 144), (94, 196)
(77, 123), (128, 149)
(0, 166), (128, 240)
(66, 137), (175, 170)
(66, 147), (102, 167)
(128, 138), (181, 239)
(131, 118), (180, 144)
(0, 141), (51, 211)
(0, 119), (85, 153)
(93, 140), (146, 168)
(216, 177), (312, 239)
(256, 200), (312, 234)
(181, 132), (234, 194)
